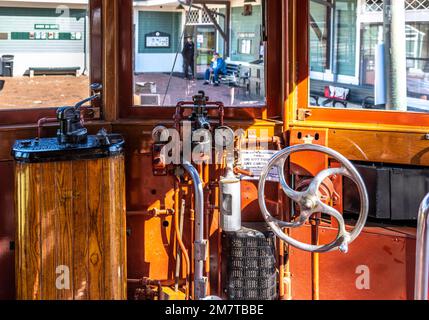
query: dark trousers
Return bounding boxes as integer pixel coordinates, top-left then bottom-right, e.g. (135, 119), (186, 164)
(205, 68), (224, 83)
(183, 58), (194, 78)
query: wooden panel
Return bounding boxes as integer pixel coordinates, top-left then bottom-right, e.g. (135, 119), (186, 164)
(266, 0), (283, 118)
(328, 129), (429, 166)
(103, 0), (120, 121)
(0, 162), (15, 300)
(72, 161), (89, 300)
(15, 156), (126, 300)
(40, 162), (58, 300)
(102, 156), (127, 299)
(87, 158), (105, 299)
(15, 163), (41, 300)
(55, 162), (74, 300)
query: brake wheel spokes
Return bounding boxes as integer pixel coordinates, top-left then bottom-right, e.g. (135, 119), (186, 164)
(258, 144), (369, 253)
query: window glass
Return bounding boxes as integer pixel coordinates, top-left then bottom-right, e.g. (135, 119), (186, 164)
(309, 0), (429, 113)
(310, 0), (331, 72)
(0, 1), (90, 109)
(133, 0), (266, 107)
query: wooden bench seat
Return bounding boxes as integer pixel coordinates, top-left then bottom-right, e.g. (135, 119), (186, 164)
(219, 63), (250, 95)
(29, 67), (80, 77)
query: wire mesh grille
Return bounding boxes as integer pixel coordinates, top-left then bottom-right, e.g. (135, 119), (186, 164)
(223, 228), (278, 301)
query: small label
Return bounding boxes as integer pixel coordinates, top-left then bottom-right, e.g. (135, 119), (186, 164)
(240, 150), (279, 181)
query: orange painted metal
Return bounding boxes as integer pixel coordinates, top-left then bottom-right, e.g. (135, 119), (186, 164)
(289, 128), (330, 300)
(289, 128), (329, 177)
(289, 225), (417, 300)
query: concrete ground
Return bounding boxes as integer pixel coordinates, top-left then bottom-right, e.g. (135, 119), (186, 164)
(0, 75), (89, 109)
(134, 73), (266, 107)
(2, 73), (427, 112)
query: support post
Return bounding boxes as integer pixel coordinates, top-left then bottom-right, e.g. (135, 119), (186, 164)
(383, 0), (407, 111)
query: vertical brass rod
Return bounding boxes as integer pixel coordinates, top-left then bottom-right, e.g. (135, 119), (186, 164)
(311, 216), (320, 301)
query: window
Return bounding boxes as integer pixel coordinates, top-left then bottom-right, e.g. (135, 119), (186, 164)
(310, 0), (331, 73)
(0, 1), (90, 110)
(309, 0), (429, 113)
(132, 0), (266, 107)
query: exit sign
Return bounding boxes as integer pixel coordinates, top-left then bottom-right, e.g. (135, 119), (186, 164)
(34, 24), (59, 30)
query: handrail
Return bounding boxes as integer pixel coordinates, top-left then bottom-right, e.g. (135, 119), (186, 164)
(415, 193), (429, 300)
(183, 162), (206, 300)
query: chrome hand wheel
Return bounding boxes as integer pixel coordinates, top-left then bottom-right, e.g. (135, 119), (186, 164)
(258, 144), (369, 253)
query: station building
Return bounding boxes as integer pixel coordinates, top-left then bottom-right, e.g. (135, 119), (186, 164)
(0, 0), (89, 77)
(310, 0), (429, 102)
(0, 0), (264, 79)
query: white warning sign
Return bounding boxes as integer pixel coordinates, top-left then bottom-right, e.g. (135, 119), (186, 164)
(240, 149), (279, 181)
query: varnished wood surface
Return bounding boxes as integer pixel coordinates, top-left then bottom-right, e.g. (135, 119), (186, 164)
(15, 156), (127, 300)
(328, 129), (429, 166)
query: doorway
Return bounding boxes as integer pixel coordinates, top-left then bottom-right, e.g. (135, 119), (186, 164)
(185, 25), (218, 77)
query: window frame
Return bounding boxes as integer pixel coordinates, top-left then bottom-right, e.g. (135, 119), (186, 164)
(294, 0), (429, 129)
(0, 0), (102, 126)
(117, 0), (284, 120)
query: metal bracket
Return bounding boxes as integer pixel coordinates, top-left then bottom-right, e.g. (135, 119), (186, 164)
(195, 277), (208, 300)
(297, 109), (312, 121)
(194, 240), (208, 261)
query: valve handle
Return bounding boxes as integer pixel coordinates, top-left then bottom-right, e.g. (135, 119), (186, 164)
(258, 144), (369, 253)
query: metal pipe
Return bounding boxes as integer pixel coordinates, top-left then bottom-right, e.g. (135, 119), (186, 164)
(183, 162), (207, 300)
(415, 193), (429, 300)
(37, 117), (58, 138)
(203, 163), (211, 296)
(311, 216), (320, 301)
(174, 179), (190, 299)
(175, 198), (186, 292)
(127, 278), (165, 300)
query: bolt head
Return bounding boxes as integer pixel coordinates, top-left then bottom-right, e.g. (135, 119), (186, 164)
(301, 197), (316, 210)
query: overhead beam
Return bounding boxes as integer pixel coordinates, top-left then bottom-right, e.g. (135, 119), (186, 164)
(201, 3), (227, 41)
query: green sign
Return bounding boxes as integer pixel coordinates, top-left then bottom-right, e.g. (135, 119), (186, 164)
(34, 24), (59, 30)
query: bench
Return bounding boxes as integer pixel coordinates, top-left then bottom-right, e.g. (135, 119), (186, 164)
(219, 63), (250, 95)
(29, 67), (80, 77)
(310, 79), (375, 109)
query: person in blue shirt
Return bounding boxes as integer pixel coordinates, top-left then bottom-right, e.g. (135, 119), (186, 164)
(204, 52), (227, 87)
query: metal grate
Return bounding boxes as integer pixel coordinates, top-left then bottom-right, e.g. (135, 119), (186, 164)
(223, 228), (278, 301)
(364, 0), (429, 12)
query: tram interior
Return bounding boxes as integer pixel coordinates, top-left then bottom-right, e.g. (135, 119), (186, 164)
(0, 0), (428, 301)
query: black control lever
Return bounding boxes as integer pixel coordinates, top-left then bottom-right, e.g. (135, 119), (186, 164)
(56, 83), (103, 145)
(191, 91), (211, 130)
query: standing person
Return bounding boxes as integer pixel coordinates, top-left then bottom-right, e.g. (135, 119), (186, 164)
(182, 36), (195, 80)
(204, 52), (227, 87)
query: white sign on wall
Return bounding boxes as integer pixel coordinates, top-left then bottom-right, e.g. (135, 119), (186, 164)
(145, 31), (171, 48)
